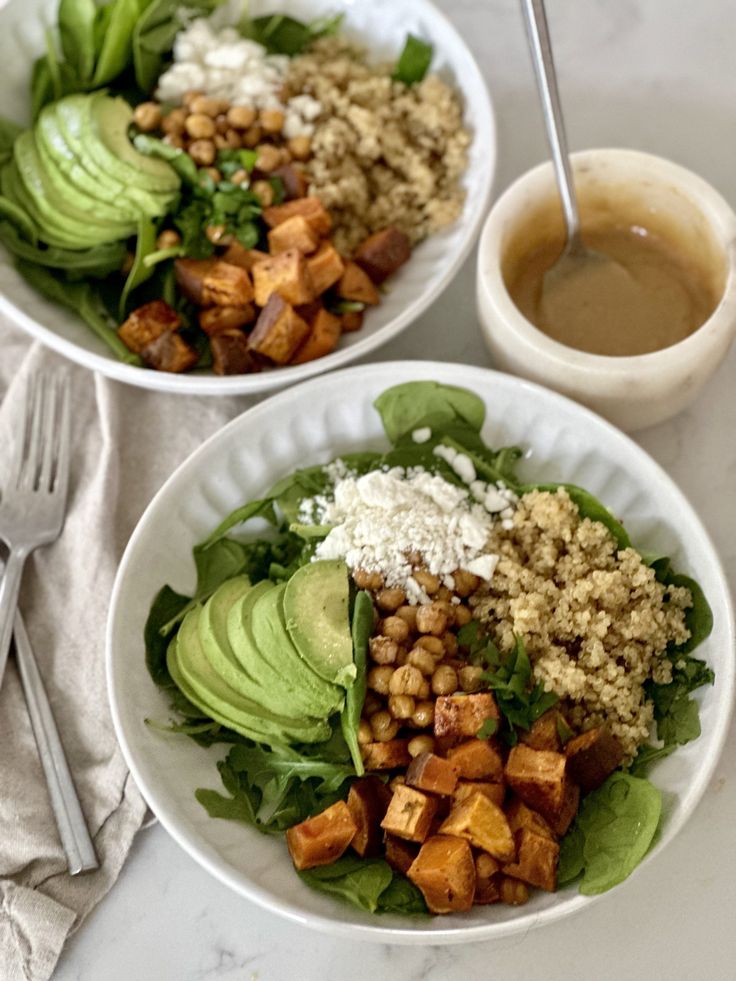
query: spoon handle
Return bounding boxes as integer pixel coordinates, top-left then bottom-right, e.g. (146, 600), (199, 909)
(521, 0), (582, 248)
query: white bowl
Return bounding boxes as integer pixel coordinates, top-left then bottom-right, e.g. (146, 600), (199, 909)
(476, 149), (736, 431)
(107, 360), (734, 944)
(0, 0), (495, 396)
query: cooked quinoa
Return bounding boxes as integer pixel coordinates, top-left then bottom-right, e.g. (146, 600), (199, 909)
(471, 489), (693, 759)
(286, 38), (470, 254)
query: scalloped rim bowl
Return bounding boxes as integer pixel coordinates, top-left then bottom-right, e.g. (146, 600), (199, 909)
(0, 0), (495, 395)
(107, 360), (734, 944)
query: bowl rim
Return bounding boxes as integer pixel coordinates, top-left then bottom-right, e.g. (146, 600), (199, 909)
(0, 0), (497, 396)
(477, 147), (736, 376)
(106, 359), (735, 944)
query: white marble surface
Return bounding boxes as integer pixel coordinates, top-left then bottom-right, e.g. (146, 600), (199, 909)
(55, 1), (736, 978)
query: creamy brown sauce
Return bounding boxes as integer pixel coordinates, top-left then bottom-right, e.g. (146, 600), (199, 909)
(505, 225), (722, 357)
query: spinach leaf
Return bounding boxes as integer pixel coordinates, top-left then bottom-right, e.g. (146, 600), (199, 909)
(0, 221), (126, 274)
(92, 0), (143, 87)
(132, 0), (217, 93)
(119, 215), (158, 317)
(561, 772), (661, 895)
(144, 583), (192, 685)
(340, 590), (372, 775)
(299, 857), (393, 913)
(645, 652), (714, 747)
(14, 261), (141, 364)
(392, 35), (433, 85)
(59, 0), (98, 83)
(198, 497), (277, 551)
(650, 557), (713, 654)
(374, 380), (486, 442)
(376, 873), (428, 915)
(0, 119), (22, 167)
(247, 12), (344, 56)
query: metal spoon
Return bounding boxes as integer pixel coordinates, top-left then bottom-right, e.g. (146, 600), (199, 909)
(521, 0), (631, 303)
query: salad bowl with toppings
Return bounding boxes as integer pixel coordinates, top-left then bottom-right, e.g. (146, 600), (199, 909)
(107, 361), (734, 942)
(0, 0), (494, 394)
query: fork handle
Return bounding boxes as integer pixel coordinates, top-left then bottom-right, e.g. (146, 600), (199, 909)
(0, 548), (28, 689)
(14, 612), (99, 875)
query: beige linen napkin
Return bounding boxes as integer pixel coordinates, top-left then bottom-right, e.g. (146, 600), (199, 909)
(0, 322), (249, 980)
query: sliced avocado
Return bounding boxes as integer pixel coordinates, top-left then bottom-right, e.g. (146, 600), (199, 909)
(34, 123), (140, 225)
(91, 94), (179, 193)
(199, 576), (276, 702)
(54, 95), (175, 217)
(284, 560), (357, 688)
(250, 583), (345, 717)
(13, 131), (131, 245)
(173, 606), (331, 744)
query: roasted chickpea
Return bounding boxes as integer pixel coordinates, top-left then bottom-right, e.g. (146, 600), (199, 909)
(259, 108), (285, 133)
(227, 105), (257, 129)
(417, 679), (431, 700)
(459, 665), (484, 692)
(155, 229), (181, 250)
(204, 167), (222, 184)
(454, 604), (473, 627)
(182, 90), (203, 108)
(133, 101), (162, 132)
(363, 691), (382, 716)
(369, 636), (398, 665)
(242, 124), (263, 148)
(475, 853), (499, 878)
(353, 568), (384, 590)
(407, 647), (435, 676)
(287, 135), (312, 160)
(388, 664), (423, 696)
(230, 168), (249, 186)
(162, 133), (185, 149)
(499, 877), (529, 906)
(389, 774), (406, 791)
(388, 694), (415, 719)
(416, 602), (449, 636)
(407, 734), (435, 757)
(367, 665), (394, 695)
(205, 224), (229, 244)
(436, 585), (454, 603)
(357, 720), (372, 745)
(214, 133), (230, 150)
(411, 700), (435, 728)
(414, 569), (440, 595)
(190, 95), (225, 117)
(225, 128), (242, 148)
(395, 605), (418, 630)
(442, 631), (459, 657)
(215, 113), (230, 134)
(454, 569), (481, 597)
(376, 588), (406, 612)
(161, 107), (187, 135)
(188, 138), (216, 166)
(431, 664), (458, 696)
(382, 616), (410, 643)
(251, 179), (274, 207)
(255, 143), (282, 173)
(415, 635), (444, 657)
(371, 710), (399, 742)
(185, 113), (216, 139)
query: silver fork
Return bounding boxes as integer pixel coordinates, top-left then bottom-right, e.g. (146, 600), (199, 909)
(0, 373), (70, 689)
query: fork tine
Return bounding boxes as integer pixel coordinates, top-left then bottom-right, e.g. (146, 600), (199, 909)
(39, 375), (62, 492)
(53, 374), (71, 498)
(18, 374), (44, 492)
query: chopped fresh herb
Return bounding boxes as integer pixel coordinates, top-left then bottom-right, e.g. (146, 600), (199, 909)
(392, 34), (433, 85)
(477, 717), (498, 739)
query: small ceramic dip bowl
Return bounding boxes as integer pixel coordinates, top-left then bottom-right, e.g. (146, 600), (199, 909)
(476, 148), (736, 431)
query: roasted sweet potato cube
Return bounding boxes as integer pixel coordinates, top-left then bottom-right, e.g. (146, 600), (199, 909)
(520, 709), (563, 752)
(199, 304), (255, 336)
(140, 330), (198, 373)
(504, 828), (559, 892)
(118, 299), (180, 354)
(545, 776), (580, 837)
(407, 835), (476, 913)
(505, 744), (567, 816)
(354, 226), (411, 283)
(384, 834), (419, 874)
(565, 726), (624, 791)
(361, 739), (411, 771)
(221, 243), (269, 271)
(285, 800), (357, 871)
(438, 791), (515, 862)
(175, 258), (254, 306)
(406, 752), (458, 796)
(210, 330), (256, 375)
(263, 197), (332, 237)
(505, 797), (555, 840)
(474, 853), (501, 905)
(340, 309), (364, 332)
(307, 242), (345, 295)
(347, 777), (392, 857)
(434, 694), (500, 741)
(453, 780), (505, 809)
(380, 785), (438, 842)
(499, 875), (529, 906)
(273, 162), (308, 200)
(290, 308), (342, 365)
(248, 294), (310, 364)
(268, 215), (321, 255)
(337, 261), (380, 305)
(447, 739), (504, 781)
(252, 248), (315, 306)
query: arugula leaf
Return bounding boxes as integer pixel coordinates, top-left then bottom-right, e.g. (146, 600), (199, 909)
(374, 380), (486, 442)
(340, 590), (372, 775)
(144, 584), (192, 685)
(560, 773), (662, 895)
(392, 35), (433, 85)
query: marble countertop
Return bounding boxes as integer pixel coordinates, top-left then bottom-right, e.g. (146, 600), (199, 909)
(55, 1), (736, 978)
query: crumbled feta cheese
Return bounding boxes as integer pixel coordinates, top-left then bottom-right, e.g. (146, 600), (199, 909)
(411, 427), (432, 444)
(156, 17), (322, 136)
